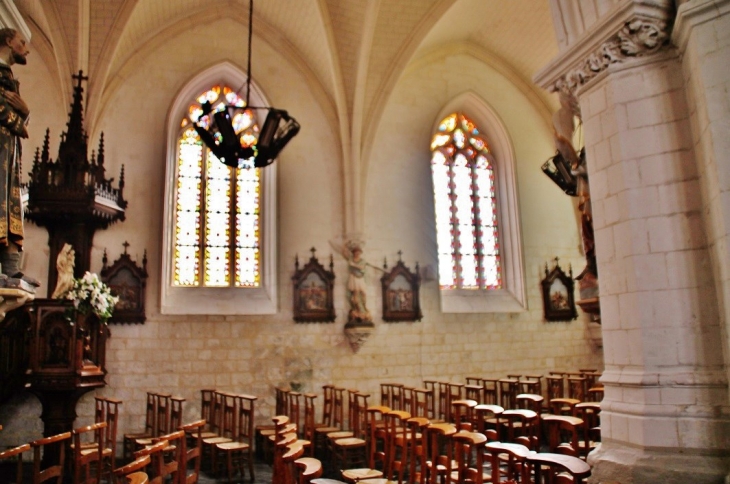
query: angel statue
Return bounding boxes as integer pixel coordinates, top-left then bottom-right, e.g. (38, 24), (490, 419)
(331, 240), (383, 325)
(51, 243), (75, 299)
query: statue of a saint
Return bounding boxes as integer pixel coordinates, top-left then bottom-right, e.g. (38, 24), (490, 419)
(331, 240), (383, 324)
(0, 28), (37, 287)
(51, 243), (75, 298)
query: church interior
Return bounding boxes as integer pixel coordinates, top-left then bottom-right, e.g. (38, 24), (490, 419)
(0, 0), (729, 482)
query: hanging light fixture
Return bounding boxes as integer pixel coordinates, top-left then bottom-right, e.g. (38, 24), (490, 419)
(192, 0), (300, 169)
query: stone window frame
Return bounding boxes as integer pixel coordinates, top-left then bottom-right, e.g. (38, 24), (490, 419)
(434, 92), (526, 313)
(160, 62), (278, 315)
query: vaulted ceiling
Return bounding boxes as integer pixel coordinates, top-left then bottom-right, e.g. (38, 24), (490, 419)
(16, 0), (559, 130)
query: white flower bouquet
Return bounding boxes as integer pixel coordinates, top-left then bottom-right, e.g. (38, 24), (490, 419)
(64, 271), (119, 321)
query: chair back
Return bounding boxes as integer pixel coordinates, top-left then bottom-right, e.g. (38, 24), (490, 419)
(154, 394), (172, 437)
(525, 452), (591, 484)
(170, 397), (186, 433)
(31, 431), (72, 484)
(452, 430), (487, 484)
(72, 421), (107, 484)
(113, 454), (151, 484)
(180, 419), (205, 484)
(0, 443), (31, 484)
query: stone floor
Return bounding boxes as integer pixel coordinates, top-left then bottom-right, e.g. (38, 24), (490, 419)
(198, 460), (275, 484)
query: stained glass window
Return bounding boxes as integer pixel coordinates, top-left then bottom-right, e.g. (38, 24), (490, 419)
(173, 85), (261, 287)
(431, 112), (501, 290)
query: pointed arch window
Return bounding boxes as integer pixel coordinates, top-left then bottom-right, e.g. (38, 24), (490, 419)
(173, 85), (261, 288)
(161, 64), (278, 315)
(431, 112), (501, 290)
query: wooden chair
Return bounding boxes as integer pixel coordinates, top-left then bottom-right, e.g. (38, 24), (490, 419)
(180, 419), (205, 484)
(72, 421), (107, 484)
(437, 382), (463, 423)
(546, 375), (565, 401)
(282, 440), (306, 484)
(409, 387), (434, 419)
(333, 392), (371, 475)
(390, 384), (406, 411)
(422, 380), (439, 420)
(382, 409), (411, 483)
(133, 440), (168, 484)
(567, 376), (587, 401)
(464, 384), (482, 403)
(542, 415), (583, 456)
(112, 455), (151, 484)
(525, 452), (591, 483)
(405, 417), (429, 484)
(216, 393), (257, 483)
(498, 378), (519, 410)
(450, 399), (476, 429)
(515, 393), (544, 414)
(520, 375), (543, 396)
(295, 457), (324, 484)
(573, 402), (601, 458)
(159, 430), (186, 481)
(170, 397), (186, 434)
(303, 393), (319, 456)
(484, 441), (530, 484)
(31, 431), (72, 484)
(272, 417), (297, 484)
(101, 397), (122, 477)
(500, 409), (540, 449)
(324, 388), (354, 463)
(587, 383), (604, 402)
(365, 405), (390, 472)
(124, 392), (156, 461)
(422, 423), (456, 484)
(199, 389), (217, 439)
(313, 386), (346, 460)
(549, 398), (581, 416)
(0, 442), (31, 484)
(203, 391), (237, 474)
(473, 404), (503, 437)
(288, 392), (304, 438)
(451, 430), (487, 484)
(481, 379), (499, 405)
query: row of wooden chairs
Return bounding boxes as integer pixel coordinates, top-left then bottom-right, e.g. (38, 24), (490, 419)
(271, 415), (326, 484)
(0, 395), (123, 484)
(123, 392), (186, 461)
(195, 389), (257, 482)
(330, 406), (592, 484)
(117, 418), (205, 484)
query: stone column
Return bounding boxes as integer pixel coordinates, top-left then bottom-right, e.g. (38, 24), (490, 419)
(673, 0), (730, 421)
(535, 1), (730, 482)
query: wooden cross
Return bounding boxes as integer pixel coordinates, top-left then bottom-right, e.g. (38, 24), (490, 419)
(122, 241), (130, 254)
(72, 70), (89, 89)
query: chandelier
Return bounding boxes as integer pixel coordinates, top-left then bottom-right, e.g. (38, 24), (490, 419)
(192, 0), (300, 169)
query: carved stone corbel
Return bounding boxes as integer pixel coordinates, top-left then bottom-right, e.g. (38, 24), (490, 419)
(534, 1), (675, 93)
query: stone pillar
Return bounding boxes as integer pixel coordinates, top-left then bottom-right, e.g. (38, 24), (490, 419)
(673, 0), (730, 420)
(535, 1), (730, 482)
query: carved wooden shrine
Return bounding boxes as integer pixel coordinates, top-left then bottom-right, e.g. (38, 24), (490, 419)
(0, 71), (125, 442)
(101, 242), (148, 324)
(541, 258), (578, 322)
(380, 251), (422, 322)
(292, 248), (336, 323)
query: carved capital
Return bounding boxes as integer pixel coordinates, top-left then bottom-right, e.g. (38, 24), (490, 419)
(534, 1), (675, 94)
(555, 18), (669, 93)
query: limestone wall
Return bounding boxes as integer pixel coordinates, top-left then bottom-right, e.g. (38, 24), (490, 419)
(0, 16), (601, 447)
